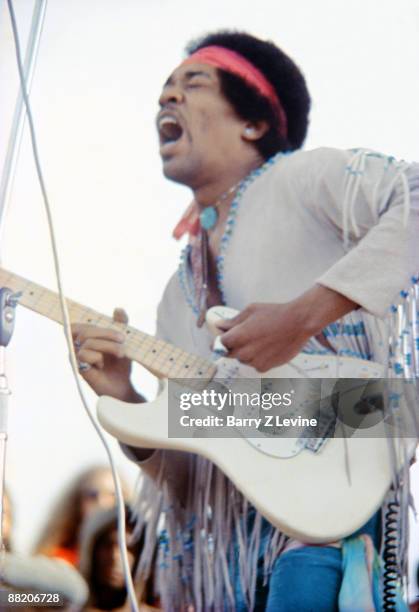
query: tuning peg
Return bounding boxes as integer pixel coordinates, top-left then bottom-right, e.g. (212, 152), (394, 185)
(5, 291), (22, 308)
(0, 288), (20, 347)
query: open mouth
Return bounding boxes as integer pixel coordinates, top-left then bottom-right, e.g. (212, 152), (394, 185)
(158, 114), (184, 148)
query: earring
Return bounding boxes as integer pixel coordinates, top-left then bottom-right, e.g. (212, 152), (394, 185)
(244, 127), (254, 137)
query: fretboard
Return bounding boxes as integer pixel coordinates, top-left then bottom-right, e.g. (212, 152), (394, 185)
(0, 267), (216, 382)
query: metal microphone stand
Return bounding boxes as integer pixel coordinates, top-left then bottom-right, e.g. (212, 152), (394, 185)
(0, 0), (47, 557)
(0, 289), (19, 556)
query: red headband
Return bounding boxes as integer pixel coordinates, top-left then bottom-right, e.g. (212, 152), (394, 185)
(183, 45), (288, 139)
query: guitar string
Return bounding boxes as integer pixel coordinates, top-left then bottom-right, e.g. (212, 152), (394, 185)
(4, 270), (217, 381)
(1, 269), (216, 381)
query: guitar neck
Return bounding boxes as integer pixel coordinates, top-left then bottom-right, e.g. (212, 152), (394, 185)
(0, 267), (216, 382)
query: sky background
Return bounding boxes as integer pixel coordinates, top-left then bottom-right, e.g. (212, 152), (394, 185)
(0, 0), (418, 599)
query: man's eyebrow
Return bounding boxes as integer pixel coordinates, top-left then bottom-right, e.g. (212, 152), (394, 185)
(163, 70), (212, 87)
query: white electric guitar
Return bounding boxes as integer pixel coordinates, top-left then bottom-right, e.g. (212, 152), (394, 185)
(1, 267), (416, 543)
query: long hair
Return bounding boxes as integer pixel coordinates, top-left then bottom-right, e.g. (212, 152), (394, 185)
(34, 466), (128, 555)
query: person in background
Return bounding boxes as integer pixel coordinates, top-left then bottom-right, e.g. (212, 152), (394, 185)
(34, 466), (129, 566)
(0, 487), (88, 611)
(78, 507), (159, 612)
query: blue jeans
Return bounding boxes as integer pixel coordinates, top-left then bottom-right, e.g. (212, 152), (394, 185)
(233, 511), (381, 611)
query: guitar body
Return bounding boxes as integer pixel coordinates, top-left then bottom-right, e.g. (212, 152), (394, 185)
(97, 308), (417, 543)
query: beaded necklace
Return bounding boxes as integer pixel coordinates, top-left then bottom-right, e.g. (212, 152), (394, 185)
(178, 151), (284, 321)
(199, 181), (241, 231)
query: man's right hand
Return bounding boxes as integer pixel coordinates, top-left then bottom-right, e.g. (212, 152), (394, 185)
(71, 307), (141, 402)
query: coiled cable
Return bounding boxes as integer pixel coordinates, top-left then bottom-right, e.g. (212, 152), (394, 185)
(382, 496), (400, 610)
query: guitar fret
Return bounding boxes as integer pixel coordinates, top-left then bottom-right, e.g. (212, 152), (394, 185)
(143, 346), (173, 365)
(146, 350), (184, 374)
(44, 299), (58, 319)
(23, 282), (44, 309)
(77, 306), (102, 325)
(125, 326), (216, 378)
(67, 303), (84, 322)
(43, 299), (60, 321)
(98, 316), (113, 327)
(171, 354), (194, 378)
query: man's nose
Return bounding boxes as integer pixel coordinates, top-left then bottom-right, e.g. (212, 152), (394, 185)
(158, 84), (184, 107)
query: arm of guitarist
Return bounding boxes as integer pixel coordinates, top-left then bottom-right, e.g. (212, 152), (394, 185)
(221, 152), (419, 372)
(71, 309), (189, 481)
(72, 308), (155, 463)
(220, 285), (357, 373)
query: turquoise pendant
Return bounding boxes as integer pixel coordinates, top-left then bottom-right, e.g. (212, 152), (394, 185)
(200, 206), (218, 231)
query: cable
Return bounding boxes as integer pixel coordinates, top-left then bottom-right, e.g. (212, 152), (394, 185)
(382, 495), (400, 610)
(5, 2), (140, 610)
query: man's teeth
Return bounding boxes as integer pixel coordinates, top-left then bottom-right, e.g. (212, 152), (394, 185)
(159, 116), (179, 128)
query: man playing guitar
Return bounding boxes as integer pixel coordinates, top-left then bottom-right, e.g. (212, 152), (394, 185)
(72, 31), (419, 611)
